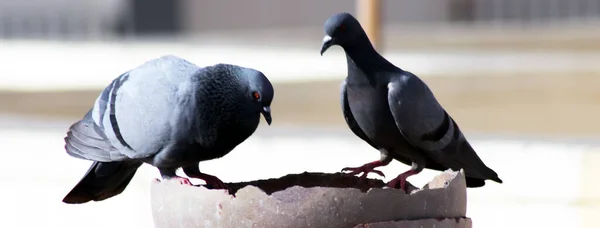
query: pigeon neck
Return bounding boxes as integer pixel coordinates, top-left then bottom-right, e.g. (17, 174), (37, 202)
(342, 35), (399, 77)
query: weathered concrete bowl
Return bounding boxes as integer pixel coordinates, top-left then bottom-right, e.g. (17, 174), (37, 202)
(151, 170), (470, 228)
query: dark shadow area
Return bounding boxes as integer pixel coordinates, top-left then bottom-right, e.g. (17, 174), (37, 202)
(197, 172), (417, 195)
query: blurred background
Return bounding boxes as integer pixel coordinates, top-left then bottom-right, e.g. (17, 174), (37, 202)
(1, 0), (599, 227)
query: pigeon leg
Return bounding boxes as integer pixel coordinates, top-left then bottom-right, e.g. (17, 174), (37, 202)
(341, 154), (393, 180)
(158, 168), (193, 185)
(183, 165), (229, 190)
(386, 162), (423, 192)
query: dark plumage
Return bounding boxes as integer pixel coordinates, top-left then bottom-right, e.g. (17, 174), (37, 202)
(320, 13), (502, 191)
(62, 55), (274, 204)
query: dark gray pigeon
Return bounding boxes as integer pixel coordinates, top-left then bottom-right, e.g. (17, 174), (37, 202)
(62, 55), (274, 204)
(320, 13), (502, 191)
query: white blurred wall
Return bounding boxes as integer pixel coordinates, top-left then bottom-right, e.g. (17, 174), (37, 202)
(1, 116), (598, 228)
(0, 0), (125, 38)
(2, 0), (600, 40)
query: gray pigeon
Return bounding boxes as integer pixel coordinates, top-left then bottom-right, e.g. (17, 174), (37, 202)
(62, 55), (274, 204)
(320, 13), (502, 191)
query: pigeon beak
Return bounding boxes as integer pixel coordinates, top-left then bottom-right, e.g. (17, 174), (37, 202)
(320, 35), (333, 56)
(261, 106), (272, 125)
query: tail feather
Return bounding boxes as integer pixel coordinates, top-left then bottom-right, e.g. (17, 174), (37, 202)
(453, 139), (503, 187)
(63, 161), (142, 204)
(430, 132), (503, 188)
(465, 176), (486, 187)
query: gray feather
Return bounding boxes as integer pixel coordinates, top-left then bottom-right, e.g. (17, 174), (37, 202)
(64, 110), (126, 162)
(386, 74), (454, 152)
(98, 55), (200, 159)
(386, 74), (500, 181)
(321, 12), (502, 187)
(340, 79), (379, 150)
(63, 55), (274, 203)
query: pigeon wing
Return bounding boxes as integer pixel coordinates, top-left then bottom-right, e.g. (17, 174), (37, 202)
(103, 55), (201, 159)
(67, 55), (201, 161)
(385, 73), (501, 182)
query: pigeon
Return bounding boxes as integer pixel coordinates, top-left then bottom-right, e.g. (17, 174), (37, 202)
(62, 55), (274, 204)
(320, 12), (502, 191)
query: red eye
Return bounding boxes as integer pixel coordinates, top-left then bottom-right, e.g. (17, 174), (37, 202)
(340, 24), (346, 31)
(253, 92), (260, 100)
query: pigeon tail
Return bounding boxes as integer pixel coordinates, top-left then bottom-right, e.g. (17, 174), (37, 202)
(62, 161), (142, 204)
(452, 139), (503, 187)
(466, 175), (503, 188)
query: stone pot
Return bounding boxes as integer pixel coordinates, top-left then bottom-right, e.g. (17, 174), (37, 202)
(151, 170), (471, 228)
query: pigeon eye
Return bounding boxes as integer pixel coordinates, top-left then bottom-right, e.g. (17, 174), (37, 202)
(339, 24), (346, 31)
(252, 91), (260, 100)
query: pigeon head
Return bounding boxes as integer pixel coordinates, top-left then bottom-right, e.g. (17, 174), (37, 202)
(320, 12), (367, 55)
(241, 67), (274, 125)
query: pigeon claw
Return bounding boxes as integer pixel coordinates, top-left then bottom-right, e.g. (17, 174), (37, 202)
(341, 163), (386, 181)
(386, 177), (408, 191)
(159, 176), (193, 185)
(173, 176), (193, 185)
(386, 169), (419, 192)
(193, 173), (231, 192)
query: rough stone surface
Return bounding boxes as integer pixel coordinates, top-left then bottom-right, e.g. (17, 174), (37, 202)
(151, 170), (469, 228)
(353, 218), (472, 228)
